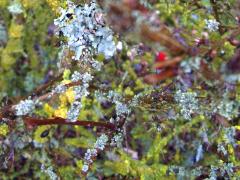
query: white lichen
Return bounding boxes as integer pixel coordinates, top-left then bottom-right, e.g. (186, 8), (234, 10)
(174, 90), (199, 120)
(116, 41), (123, 51)
(8, 2), (23, 14)
(180, 57), (201, 73)
(110, 133), (123, 147)
(205, 19), (219, 32)
(67, 72), (93, 122)
(67, 101), (82, 122)
(82, 164), (89, 173)
(115, 101), (130, 117)
(82, 134), (109, 173)
(195, 144), (203, 162)
(41, 164), (58, 180)
(217, 144), (228, 156)
(54, 0), (116, 60)
(223, 127), (236, 144)
(94, 134), (108, 150)
(215, 100), (239, 120)
(71, 71), (82, 82)
(15, 98), (36, 116)
(54, 84), (67, 94)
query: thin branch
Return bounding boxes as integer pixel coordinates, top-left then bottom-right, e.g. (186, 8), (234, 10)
(30, 73), (63, 98)
(23, 116), (116, 130)
(154, 56), (184, 69)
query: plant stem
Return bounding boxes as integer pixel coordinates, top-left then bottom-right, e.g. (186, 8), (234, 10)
(24, 116), (116, 130)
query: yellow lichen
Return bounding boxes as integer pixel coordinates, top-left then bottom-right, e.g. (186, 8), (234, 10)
(65, 88), (75, 104)
(124, 87), (134, 96)
(63, 69), (71, 80)
(9, 24), (23, 38)
(45, 0), (60, 14)
(54, 106), (68, 118)
(0, 124), (9, 137)
(43, 103), (55, 117)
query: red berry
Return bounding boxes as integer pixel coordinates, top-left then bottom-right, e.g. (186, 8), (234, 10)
(156, 51), (166, 62)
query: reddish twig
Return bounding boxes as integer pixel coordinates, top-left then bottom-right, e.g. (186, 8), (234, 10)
(228, 38), (240, 47)
(65, 81), (81, 88)
(141, 25), (186, 55)
(144, 69), (176, 84)
(154, 56), (184, 69)
(23, 116), (116, 130)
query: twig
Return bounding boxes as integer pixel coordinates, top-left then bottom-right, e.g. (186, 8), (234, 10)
(144, 69), (176, 84)
(30, 73), (63, 98)
(154, 56), (184, 69)
(23, 116), (116, 130)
